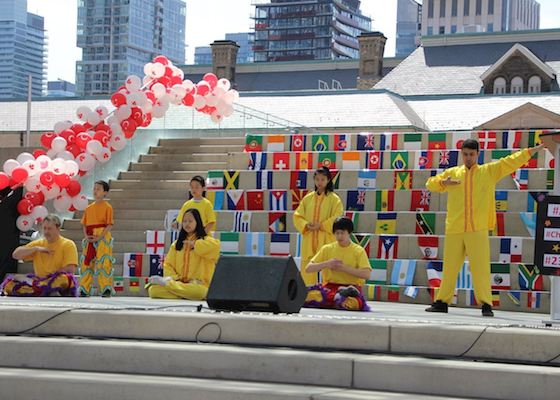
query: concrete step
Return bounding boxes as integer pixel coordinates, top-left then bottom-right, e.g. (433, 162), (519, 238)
(103, 198), (188, 209)
(0, 336), (557, 400)
(129, 161), (228, 172)
(149, 145), (241, 155)
(119, 171), (208, 180)
(64, 219), (165, 231)
(158, 137), (245, 146)
(106, 189), (187, 200)
(74, 208), (167, 220)
(139, 153), (229, 163)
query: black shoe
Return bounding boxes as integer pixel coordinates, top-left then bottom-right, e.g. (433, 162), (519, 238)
(101, 289), (112, 298)
(79, 291), (89, 298)
(481, 303), (494, 317)
(337, 286), (360, 298)
(425, 300), (448, 313)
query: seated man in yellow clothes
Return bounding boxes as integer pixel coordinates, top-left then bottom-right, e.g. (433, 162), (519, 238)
(304, 217), (371, 311)
(147, 208), (220, 300)
(2, 214), (78, 296)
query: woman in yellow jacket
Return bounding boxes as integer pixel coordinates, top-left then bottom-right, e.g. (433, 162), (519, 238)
(147, 208), (220, 300)
(425, 139), (544, 316)
(294, 167), (344, 285)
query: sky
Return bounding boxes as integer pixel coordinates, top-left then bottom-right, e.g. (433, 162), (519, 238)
(27, 0), (560, 84)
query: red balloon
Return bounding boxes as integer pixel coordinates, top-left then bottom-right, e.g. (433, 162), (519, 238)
(0, 172), (9, 190)
(141, 113), (152, 127)
(76, 132), (92, 149)
(67, 144), (81, 158)
(60, 129), (76, 145)
(68, 205), (76, 212)
(121, 119), (138, 139)
(111, 92), (127, 107)
(54, 173), (71, 188)
(170, 75), (183, 86)
(203, 73), (218, 89)
(153, 55), (169, 65)
(96, 122), (111, 133)
(93, 131), (110, 147)
(145, 91), (157, 105)
(82, 122), (92, 130)
(164, 66), (174, 78)
(11, 167), (28, 184)
(24, 191), (45, 206)
(40, 132), (56, 149)
(71, 123), (86, 134)
(131, 107), (144, 125)
(17, 199), (34, 215)
(196, 82), (210, 97)
(182, 94), (195, 107)
(40, 171), (55, 187)
(66, 180), (81, 197)
(33, 149), (47, 159)
(157, 76), (171, 88)
(78, 170), (86, 177)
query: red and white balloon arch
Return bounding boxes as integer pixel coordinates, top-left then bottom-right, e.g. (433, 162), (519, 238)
(0, 55), (238, 231)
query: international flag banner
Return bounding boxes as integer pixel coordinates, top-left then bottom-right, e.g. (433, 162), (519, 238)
(220, 232), (239, 255)
(428, 133), (446, 150)
(492, 212), (505, 236)
(545, 148), (555, 169)
(499, 238), (523, 263)
(375, 190), (395, 212)
(456, 263), (472, 289)
(478, 131), (497, 149)
(206, 190), (224, 211)
(312, 134), (329, 151)
(518, 263), (543, 290)
(270, 233), (290, 256)
(426, 261), (443, 288)
(403, 133), (422, 151)
(527, 291), (541, 309)
(365, 284), (383, 301)
(334, 134), (350, 151)
(368, 259), (387, 284)
(224, 170), (240, 190)
(342, 151), (360, 169)
(295, 152), (313, 170)
(416, 213), (435, 235)
(267, 134), (285, 152)
(438, 150), (458, 169)
(114, 277), (124, 292)
(410, 189), (431, 211)
(357, 133), (375, 151)
(246, 190), (264, 211)
(248, 152), (267, 170)
(502, 130), (522, 149)
(520, 212), (536, 237)
(377, 236), (398, 259)
(358, 170), (377, 190)
(226, 189), (245, 210)
(367, 151), (383, 170)
(295, 233), (302, 257)
(391, 259), (416, 286)
(527, 191), (547, 213)
(528, 130), (542, 147)
(351, 234), (371, 257)
(346, 190), (366, 211)
(164, 209), (179, 231)
(547, 169), (554, 190)
(245, 135), (263, 152)
(507, 291), (521, 306)
(495, 191), (508, 212)
(387, 286), (400, 302)
(345, 211), (359, 227)
(478, 150), (485, 165)
(491, 149), (512, 161)
(123, 253), (143, 277)
(390, 152), (408, 170)
(380, 132), (399, 151)
(418, 236), (438, 260)
(290, 171), (308, 189)
(452, 132), (471, 149)
(318, 152), (336, 169)
(414, 150), (433, 170)
(269, 212), (287, 232)
(490, 263), (511, 289)
(394, 171), (413, 190)
(148, 254), (163, 276)
(146, 231), (165, 255)
(256, 171), (273, 189)
(521, 152), (538, 169)
(492, 290), (501, 307)
(290, 134), (306, 152)
(466, 289), (477, 306)
(206, 170), (224, 190)
(513, 169), (528, 190)
(269, 190), (287, 211)
(129, 277), (142, 293)
(272, 152), (290, 170)
(375, 212), (397, 234)
(233, 211), (251, 232)
(245, 232), (265, 256)
(291, 189), (308, 210)
(404, 286), (419, 299)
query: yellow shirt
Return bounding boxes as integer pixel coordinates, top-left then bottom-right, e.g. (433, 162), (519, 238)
(163, 235), (220, 287)
(177, 198), (216, 228)
(310, 241), (371, 286)
(81, 200), (114, 226)
(24, 236), (79, 277)
(426, 148), (531, 234)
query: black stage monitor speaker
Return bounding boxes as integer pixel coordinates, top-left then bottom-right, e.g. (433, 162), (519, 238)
(207, 256), (306, 314)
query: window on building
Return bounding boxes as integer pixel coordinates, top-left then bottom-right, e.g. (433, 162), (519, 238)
(464, 0), (470, 16)
(439, 26), (445, 34)
(528, 75), (542, 93)
(487, 23), (493, 32)
(476, 0), (482, 15)
(428, 0), (434, 18)
(427, 26), (433, 35)
(452, 0), (458, 16)
(493, 77), (506, 94)
(511, 76), (524, 94)
(488, 0), (494, 15)
(440, 0), (446, 17)
(451, 25), (457, 33)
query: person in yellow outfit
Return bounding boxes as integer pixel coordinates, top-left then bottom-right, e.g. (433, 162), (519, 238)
(147, 208), (220, 300)
(304, 217), (371, 311)
(294, 166), (344, 285)
(78, 181), (115, 297)
(175, 175), (216, 234)
(3, 214), (78, 296)
(425, 139), (545, 316)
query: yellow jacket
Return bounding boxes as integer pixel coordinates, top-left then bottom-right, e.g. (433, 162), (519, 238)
(426, 148), (531, 234)
(163, 235), (220, 287)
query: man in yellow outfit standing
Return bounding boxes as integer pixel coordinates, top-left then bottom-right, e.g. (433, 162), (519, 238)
(425, 139), (544, 316)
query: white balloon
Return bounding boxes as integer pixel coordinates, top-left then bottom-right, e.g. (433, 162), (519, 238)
(51, 137), (68, 153)
(16, 152), (34, 165)
(46, 149), (58, 159)
(217, 78), (231, 91)
(96, 148), (112, 163)
(171, 84), (186, 99)
(24, 176), (42, 192)
(86, 140), (103, 156)
(31, 205), (48, 223)
(65, 160), (79, 178)
(109, 123), (123, 136)
(106, 114), (118, 126)
(53, 120), (72, 133)
(86, 111), (102, 126)
(143, 75), (153, 86)
(152, 83), (167, 99)
(51, 158), (67, 175)
(95, 106), (109, 119)
(58, 151), (74, 161)
(125, 75), (142, 91)
(76, 106), (91, 121)
(171, 66), (184, 80)
(116, 105), (132, 121)
(151, 103), (169, 118)
(211, 113), (223, 124)
(72, 194), (89, 211)
(143, 62), (154, 76)
(43, 184), (61, 200)
(212, 87), (226, 98)
(75, 152), (96, 171)
(22, 160), (38, 177)
(223, 104), (234, 117)
(127, 91), (147, 108)
(53, 194), (72, 212)
(151, 63), (166, 78)
(182, 79), (195, 93)
(3, 159), (20, 175)
(193, 95), (206, 109)
(109, 134), (127, 151)
(205, 94), (219, 107)
(16, 215), (34, 232)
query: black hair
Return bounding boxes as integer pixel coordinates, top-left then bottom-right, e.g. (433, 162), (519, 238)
(95, 180), (110, 192)
(175, 208), (207, 251)
(314, 166), (334, 194)
(332, 217), (353, 234)
(461, 139), (479, 152)
(188, 175), (206, 199)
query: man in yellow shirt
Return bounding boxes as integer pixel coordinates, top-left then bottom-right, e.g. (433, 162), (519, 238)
(304, 217), (371, 311)
(425, 139), (544, 316)
(2, 214), (78, 296)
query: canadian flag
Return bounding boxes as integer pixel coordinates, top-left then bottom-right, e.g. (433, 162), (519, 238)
(146, 230), (166, 255)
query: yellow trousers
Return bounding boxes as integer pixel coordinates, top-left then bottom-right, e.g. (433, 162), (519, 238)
(79, 229), (115, 295)
(437, 230), (492, 306)
(148, 280), (208, 300)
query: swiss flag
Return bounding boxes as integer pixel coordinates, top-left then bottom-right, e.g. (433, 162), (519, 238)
(273, 152), (290, 170)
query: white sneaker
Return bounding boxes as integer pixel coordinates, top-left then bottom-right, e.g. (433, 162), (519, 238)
(148, 275), (171, 286)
